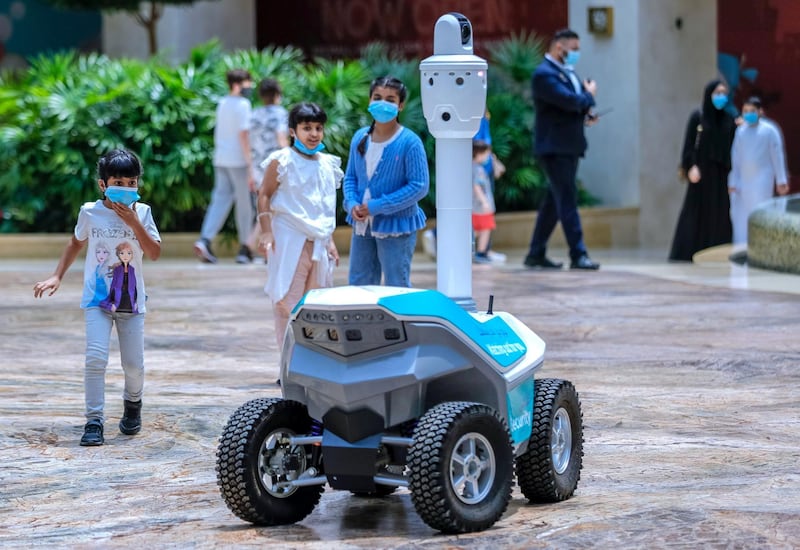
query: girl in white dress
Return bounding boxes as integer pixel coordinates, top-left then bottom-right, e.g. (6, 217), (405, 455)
(256, 102), (343, 348)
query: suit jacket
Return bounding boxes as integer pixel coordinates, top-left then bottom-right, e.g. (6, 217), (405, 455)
(532, 57), (596, 157)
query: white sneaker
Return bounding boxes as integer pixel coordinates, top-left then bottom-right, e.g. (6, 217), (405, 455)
(422, 229), (436, 259)
(487, 250), (506, 264)
(193, 239), (218, 264)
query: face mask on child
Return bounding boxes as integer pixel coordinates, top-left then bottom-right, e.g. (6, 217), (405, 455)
(368, 100), (399, 123)
(105, 185), (140, 207)
(293, 140), (325, 155)
(742, 112), (759, 125)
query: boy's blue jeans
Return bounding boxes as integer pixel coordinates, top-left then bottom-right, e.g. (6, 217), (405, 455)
(84, 307), (145, 423)
(348, 226), (416, 287)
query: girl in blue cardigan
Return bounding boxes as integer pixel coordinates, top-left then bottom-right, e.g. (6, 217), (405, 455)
(343, 76), (430, 287)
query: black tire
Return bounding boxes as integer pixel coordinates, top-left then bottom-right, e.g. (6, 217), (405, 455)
(216, 398), (323, 525)
(515, 378), (583, 503)
(408, 402), (514, 533)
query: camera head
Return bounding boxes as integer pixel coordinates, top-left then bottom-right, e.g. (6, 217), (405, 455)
(420, 13), (487, 138)
(433, 12), (473, 54)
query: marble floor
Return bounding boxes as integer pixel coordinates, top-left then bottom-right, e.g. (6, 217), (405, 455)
(1, 249), (798, 548)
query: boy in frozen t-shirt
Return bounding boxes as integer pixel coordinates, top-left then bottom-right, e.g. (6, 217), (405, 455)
(33, 149), (161, 447)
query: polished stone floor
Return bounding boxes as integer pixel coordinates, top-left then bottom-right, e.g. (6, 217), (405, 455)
(1, 249), (799, 548)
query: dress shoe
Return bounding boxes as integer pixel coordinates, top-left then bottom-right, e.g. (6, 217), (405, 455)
(523, 255), (564, 269)
(570, 254), (600, 270)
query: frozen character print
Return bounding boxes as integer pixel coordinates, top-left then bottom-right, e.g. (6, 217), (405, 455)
(87, 241), (112, 307)
(100, 241), (138, 314)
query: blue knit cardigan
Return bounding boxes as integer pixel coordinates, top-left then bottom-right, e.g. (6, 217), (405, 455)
(342, 126), (430, 235)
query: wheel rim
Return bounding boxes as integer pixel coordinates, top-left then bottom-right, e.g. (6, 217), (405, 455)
(551, 407), (573, 474)
(257, 428), (307, 498)
(449, 432), (496, 505)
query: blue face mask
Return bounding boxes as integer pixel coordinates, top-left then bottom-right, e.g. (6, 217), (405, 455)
(293, 140), (325, 155)
(711, 93), (728, 110)
(743, 112), (759, 125)
(105, 185), (140, 207)
(564, 49), (580, 66)
(368, 100), (400, 123)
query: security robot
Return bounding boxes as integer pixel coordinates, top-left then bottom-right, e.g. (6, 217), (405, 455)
(215, 13), (584, 534)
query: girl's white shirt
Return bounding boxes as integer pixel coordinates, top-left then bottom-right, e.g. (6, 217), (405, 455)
(261, 147), (343, 303)
(365, 126), (402, 180)
(358, 126), (404, 238)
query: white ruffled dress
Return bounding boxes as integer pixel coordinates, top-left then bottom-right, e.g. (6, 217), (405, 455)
(261, 147), (343, 303)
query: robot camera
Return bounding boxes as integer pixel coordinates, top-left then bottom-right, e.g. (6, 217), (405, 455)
(451, 12), (472, 45)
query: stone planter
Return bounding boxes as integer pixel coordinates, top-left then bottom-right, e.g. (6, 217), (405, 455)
(748, 194), (800, 275)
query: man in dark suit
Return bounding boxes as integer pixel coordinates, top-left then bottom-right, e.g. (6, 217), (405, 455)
(524, 28), (600, 270)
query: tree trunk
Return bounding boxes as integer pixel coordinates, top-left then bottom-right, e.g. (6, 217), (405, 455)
(134, 1), (162, 56)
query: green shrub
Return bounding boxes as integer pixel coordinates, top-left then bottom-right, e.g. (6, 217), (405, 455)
(0, 34), (592, 234)
(0, 49), (218, 233)
(485, 32), (547, 212)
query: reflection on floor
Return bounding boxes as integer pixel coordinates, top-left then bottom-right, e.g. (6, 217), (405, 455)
(600, 244), (800, 296)
(415, 244), (800, 296)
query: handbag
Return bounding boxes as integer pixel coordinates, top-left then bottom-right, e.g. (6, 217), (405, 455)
(678, 122), (703, 182)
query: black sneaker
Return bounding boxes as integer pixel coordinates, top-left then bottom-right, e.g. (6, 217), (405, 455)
(235, 244), (253, 264)
(80, 419), (104, 446)
(194, 238), (218, 264)
(119, 399), (142, 435)
(523, 255), (564, 269)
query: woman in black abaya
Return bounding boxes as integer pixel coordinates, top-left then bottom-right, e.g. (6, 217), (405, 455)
(669, 80), (737, 261)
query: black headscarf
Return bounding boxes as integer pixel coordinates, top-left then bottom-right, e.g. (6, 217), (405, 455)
(699, 79), (736, 165)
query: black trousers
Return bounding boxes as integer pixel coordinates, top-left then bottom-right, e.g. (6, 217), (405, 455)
(527, 154), (587, 260)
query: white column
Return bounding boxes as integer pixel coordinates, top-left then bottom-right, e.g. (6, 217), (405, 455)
(435, 138), (474, 305)
(103, 0), (256, 62)
(568, 0), (717, 248)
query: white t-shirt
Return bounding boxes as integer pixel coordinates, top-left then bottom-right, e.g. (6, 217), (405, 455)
(357, 127), (404, 238)
(365, 126), (403, 180)
(213, 95), (252, 167)
(74, 200), (161, 313)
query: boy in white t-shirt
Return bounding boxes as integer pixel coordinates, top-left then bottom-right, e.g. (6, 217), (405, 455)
(194, 68), (256, 264)
(34, 150), (162, 446)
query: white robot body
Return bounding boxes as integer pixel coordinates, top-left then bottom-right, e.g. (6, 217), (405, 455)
(419, 12), (488, 304)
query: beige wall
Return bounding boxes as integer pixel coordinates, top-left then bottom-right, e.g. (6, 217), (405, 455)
(103, 0), (256, 63)
(637, 0), (717, 249)
(569, 0), (642, 209)
(569, 0), (717, 249)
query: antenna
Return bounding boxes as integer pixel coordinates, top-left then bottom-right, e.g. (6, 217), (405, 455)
(487, 295), (494, 315)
